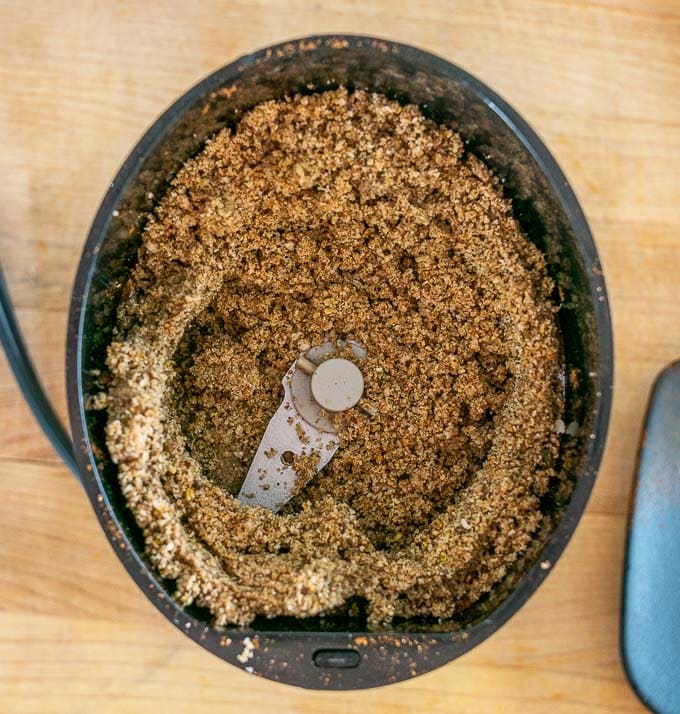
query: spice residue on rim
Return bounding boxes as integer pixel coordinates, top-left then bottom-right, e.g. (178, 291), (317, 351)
(104, 88), (563, 626)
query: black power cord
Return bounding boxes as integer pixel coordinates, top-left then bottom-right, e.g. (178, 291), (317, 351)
(0, 265), (79, 477)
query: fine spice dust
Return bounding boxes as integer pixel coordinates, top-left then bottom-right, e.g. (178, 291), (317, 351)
(104, 89), (563, 626)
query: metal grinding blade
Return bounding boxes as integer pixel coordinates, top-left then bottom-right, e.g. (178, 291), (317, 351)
(237, 340), (367, 511)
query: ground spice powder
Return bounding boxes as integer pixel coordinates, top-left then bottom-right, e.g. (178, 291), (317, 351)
(104, 89), (562, 626)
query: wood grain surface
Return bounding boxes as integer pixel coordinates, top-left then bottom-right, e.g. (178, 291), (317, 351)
(1, 1), (678, 711)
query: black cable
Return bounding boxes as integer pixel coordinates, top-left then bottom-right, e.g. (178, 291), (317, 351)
(0, 264), (80, 478)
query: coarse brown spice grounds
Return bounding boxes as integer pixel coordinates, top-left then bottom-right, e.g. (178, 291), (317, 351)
(104, 89), (563, 626)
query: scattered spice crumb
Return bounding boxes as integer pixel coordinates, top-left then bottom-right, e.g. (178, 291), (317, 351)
(295, 421), (310, 445)
(237, 636), (255, 663)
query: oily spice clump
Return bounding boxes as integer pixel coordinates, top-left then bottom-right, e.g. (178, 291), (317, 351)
(105, 89), (562, 626)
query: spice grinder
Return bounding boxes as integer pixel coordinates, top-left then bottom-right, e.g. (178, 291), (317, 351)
(0, 36), (613, 689)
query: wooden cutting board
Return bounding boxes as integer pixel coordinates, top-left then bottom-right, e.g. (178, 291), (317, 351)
(1, 1), (678, 711)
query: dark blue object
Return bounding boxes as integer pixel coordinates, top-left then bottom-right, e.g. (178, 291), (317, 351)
(622, 361), (680, 714)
